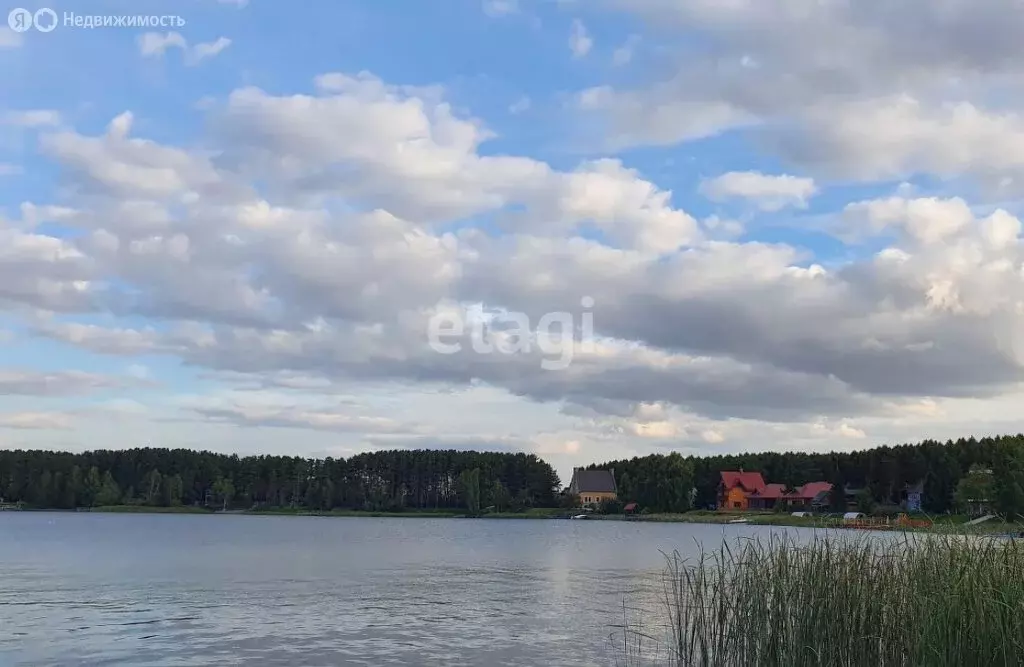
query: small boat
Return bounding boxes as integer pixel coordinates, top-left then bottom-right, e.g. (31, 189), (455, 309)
(727, 518), (749, 524)
(571, 514), (589, 520)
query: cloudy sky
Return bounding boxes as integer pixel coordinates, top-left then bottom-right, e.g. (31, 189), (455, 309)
(2, 0), (1024, 484)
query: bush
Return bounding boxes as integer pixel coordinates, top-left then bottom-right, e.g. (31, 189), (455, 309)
(598, 498), (624, 514)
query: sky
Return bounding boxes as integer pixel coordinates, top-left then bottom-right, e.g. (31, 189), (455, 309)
(3, 0), (1024, 485)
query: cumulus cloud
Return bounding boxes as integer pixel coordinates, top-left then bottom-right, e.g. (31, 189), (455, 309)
(8, 14), (1024, 473)
(700, 171), (817, 211)
(580, 0), (1024, 191)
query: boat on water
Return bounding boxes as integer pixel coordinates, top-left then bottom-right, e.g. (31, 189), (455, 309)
(727, 518), (749, 524)
(571, 514), (589, 520)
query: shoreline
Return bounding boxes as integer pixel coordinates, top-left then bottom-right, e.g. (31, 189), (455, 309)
(6, 505), (1017, 534)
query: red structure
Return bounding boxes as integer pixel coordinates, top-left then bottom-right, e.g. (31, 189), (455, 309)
(718, 470), (766, 510)
(718, 471), (834, 511)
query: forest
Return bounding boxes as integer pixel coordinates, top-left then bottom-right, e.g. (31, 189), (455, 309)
(4, 434), (1024, 517)
(0, 448), (561, 512)
(595, 434), (1024, 516)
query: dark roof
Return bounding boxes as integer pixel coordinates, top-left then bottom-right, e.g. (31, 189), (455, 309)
(573, 469), (616, 493)
(720, 471), (766, 493)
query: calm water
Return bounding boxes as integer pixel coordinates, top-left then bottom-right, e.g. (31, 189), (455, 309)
(1, 513), (818, 666)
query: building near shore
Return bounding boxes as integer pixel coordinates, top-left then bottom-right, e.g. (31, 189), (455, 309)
(568, 468), (617, 507)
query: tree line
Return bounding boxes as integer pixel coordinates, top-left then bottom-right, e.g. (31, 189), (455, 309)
(591, 434), (1024, 517)
(5, 434), (1024, 517)
(0, 448), (561, 511)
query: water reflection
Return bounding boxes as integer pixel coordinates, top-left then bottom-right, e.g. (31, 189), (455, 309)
(2, 513), (826, 666)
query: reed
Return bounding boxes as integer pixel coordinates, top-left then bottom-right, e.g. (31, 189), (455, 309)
(622, 531), (1024, 666)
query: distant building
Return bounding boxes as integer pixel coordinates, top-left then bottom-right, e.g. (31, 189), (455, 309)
(747, 483), (788, 510)
(902, 480), (925, 512)
(718, 470), (766, 510)
(568, 468), (617, 507)
(784, 482), (834, 510)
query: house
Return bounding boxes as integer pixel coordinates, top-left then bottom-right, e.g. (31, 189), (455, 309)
(747, 483), (788, 510)
(718, 470), (766, 510)
(784, 482), (833, 510)
(568, 468), (617, 507)
(843, 485), (866, 509)
(902, 480), (925, 512)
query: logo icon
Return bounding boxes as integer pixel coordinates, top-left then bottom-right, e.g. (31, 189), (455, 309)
(7, 7), (32, 32)
(33, 7), (56, 32)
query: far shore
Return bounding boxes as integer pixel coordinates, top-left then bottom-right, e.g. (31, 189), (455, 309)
(9, 505), (1018, 534)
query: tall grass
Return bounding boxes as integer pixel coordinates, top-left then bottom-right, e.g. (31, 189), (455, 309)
(622, 532), (1024, 666)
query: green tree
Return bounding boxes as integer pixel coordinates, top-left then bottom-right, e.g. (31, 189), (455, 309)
(95, 471), (122, 506)
(829, 469), (846, 513)
(993, 446), (1024, 520)
(212, 477), (235, 511)
(83, 466), (103, 507)
(490, 479), (510, 512)
(458, 468), (481, 515)
(954, 465), (995, 514)
(163, 473), (184, 506)
(856, 488), (876, 515)
(559, 492), (580, 510)
(142, 469), (162, 506)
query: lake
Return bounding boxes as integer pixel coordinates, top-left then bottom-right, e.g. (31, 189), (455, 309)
(1, 513), (818, 666)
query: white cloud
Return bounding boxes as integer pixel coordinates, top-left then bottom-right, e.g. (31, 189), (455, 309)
(4, 110), (61, 128)
(612, 36), (639, 66)
(508, 96), (531, 114)
(483, 0), (518, 17)
(137, 32), (231, 65)
(700, 171), (817, 211)
(569, 19), (592, 59)
(8, 42), (1024, 473)
(0, 411), (74, 430)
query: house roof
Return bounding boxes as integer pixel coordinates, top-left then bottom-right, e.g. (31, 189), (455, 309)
(788, 481), (833, 500)
(751, 483), (787, 499)
(572, 469), (616, 493)
(720, 471), (766, 493)
(623, 502), (638, 511)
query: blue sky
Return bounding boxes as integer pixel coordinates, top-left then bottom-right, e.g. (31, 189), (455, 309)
(2, 0), (1024, 483)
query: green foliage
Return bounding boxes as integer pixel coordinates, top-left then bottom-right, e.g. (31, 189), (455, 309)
(598, 497), (624, 514)
(954, 464), (995, 514)
(458, 467), (481, 515)
(856, 488), (876, 514)
(994, 443), (1024, 519)
(0, 448), (561, 512)
(631, 532), (1024, 666)
(559, 492), (580, 510)
(94, 471), (121, 506)
(590, 452), (695, 513)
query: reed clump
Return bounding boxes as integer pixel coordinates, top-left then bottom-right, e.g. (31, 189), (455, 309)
(648, 532), (1024, 667)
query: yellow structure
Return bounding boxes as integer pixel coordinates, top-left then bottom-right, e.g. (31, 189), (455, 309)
(568, 468), (617, 507)
(723, 485), (749, 510)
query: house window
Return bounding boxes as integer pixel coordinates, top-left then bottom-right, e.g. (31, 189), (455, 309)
(733, 502), (741, 508)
